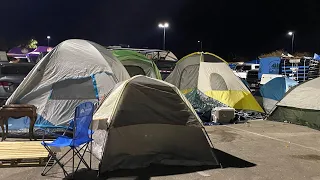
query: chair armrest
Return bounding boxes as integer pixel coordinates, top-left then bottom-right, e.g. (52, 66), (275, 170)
(35, 128), (62, 142)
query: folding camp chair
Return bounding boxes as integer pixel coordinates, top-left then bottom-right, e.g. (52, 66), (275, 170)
(41, 102), (94, 177)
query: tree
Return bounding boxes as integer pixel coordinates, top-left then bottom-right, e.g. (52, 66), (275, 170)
(259, 49), (284, 58)
(27, 38), (38, 49)
(259, 50), (313, 58)
(293, 52), (312, 57)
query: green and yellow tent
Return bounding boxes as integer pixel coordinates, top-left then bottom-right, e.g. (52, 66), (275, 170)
(112, 50), (162, 79)
(165, 52), (263, 112)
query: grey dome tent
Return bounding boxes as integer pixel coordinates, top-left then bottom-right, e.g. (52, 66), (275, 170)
(92, 75), (219, 173)
(6, 39), (130, 126)
(269, 77), (320, 129)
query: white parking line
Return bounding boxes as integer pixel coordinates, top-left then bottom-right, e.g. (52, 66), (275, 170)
(223, 125), (320, 153)
(197, 171), (210, 177)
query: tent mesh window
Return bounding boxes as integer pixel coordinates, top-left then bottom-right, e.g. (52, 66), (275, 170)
(203, 54), (224, 63)
(50, 77), (97, 100)
(179, 65), (199, 90)
(209, 73), (228, 90)
(124, 65), (146, 77)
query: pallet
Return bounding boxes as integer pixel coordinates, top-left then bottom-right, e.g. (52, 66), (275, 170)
(0, 141), (50, 167)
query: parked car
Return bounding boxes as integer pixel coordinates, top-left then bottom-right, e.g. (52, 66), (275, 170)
(0, 62), (35, 105)
(233, 63), (259, 79)
(246, 69), (260, 93)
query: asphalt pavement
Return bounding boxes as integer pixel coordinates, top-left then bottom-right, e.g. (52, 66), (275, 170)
(1, 120), (320, 180)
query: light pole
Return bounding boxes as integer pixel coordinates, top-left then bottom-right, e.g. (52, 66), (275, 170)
(288, 31), (294, 54)
(158, 22), (169, 50)
(198, 40), (203, 52)
(47, 36), (51, 47)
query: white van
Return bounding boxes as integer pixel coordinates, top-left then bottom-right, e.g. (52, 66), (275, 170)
(233, 63), (259, 79)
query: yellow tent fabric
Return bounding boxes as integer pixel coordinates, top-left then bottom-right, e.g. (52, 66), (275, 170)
(165, 52), (264, 113)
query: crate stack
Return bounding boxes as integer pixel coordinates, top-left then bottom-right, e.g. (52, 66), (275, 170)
(280, 58), (320, 82)
(307, 59), (320, 80)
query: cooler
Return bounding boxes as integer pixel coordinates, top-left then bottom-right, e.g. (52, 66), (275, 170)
(211, 107), (235, 124)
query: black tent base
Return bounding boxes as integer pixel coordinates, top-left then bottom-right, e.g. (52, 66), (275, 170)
(269, 106), (320, 130)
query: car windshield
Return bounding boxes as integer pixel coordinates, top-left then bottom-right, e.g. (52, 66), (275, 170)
(235, 65), (251, 71)
(242, 65), (251, 71)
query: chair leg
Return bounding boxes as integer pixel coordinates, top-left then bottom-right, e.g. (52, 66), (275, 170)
(41, 154), (53, 175)
(72, 148), (75, 177)
(90, 141), (92, 169)
(63, 144), (87, 166)
(42, 146), (71, 177)
(74, 144), (90, 172)
(74, 145), (90, 169)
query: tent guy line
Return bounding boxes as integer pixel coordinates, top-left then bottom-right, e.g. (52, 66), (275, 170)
(223, 125), (320, 153)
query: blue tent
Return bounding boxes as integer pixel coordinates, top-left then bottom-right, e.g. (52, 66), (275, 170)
(254, 77), (298, 114)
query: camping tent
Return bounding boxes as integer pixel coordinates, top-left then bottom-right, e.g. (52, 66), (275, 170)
(112, 50), (162, 79)
(269, 77), (320, 129)
(165, 52), (263, 112)
(92, 75), (219, 173)
(6, 39), (130, 126)
(254, 77), (298, 114)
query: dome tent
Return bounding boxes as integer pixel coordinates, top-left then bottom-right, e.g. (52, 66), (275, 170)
(6, 39), (130, 127)
(269, 77), (320, 130)
(112, 49), (162, 79)
(254, 77), (298, 114)
(92, 75), (219, 173)
(165, 52), (263, 113)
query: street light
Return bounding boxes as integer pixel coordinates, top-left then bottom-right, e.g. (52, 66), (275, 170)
(47, 36), (51, 47)
(288, 31), (294, 53)
(198, 40), (203, 52)
(158, 22), (169, 50)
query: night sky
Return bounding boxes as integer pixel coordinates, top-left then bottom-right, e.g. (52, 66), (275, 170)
(1, 0), (319, 60)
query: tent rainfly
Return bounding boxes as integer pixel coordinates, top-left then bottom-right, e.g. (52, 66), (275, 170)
(254, 77), (298, 114)
(112, 50), (162, 79)
(269, 77), (320, 130)
(165, 52), (263, 112)
(6, 39), (130, 126)
(92, 75), (220, 174)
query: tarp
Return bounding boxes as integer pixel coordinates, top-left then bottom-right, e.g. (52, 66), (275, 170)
(92, 75), (219, 174)
(28, 46), (52, 55)
(7, 47), (33, 58)
(254, 77), (298, 114)
(165, 52), (264, 113)
(314, 53), (320, 61)
(6, 39), (130, 127)
(258, 57), (281, 79)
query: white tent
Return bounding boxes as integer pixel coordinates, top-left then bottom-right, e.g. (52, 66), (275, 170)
(6, 39), (130, 126)
(92, 75), (219, 173)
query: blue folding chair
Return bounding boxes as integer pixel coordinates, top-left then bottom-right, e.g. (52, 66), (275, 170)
(41, 102), (94, 177)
